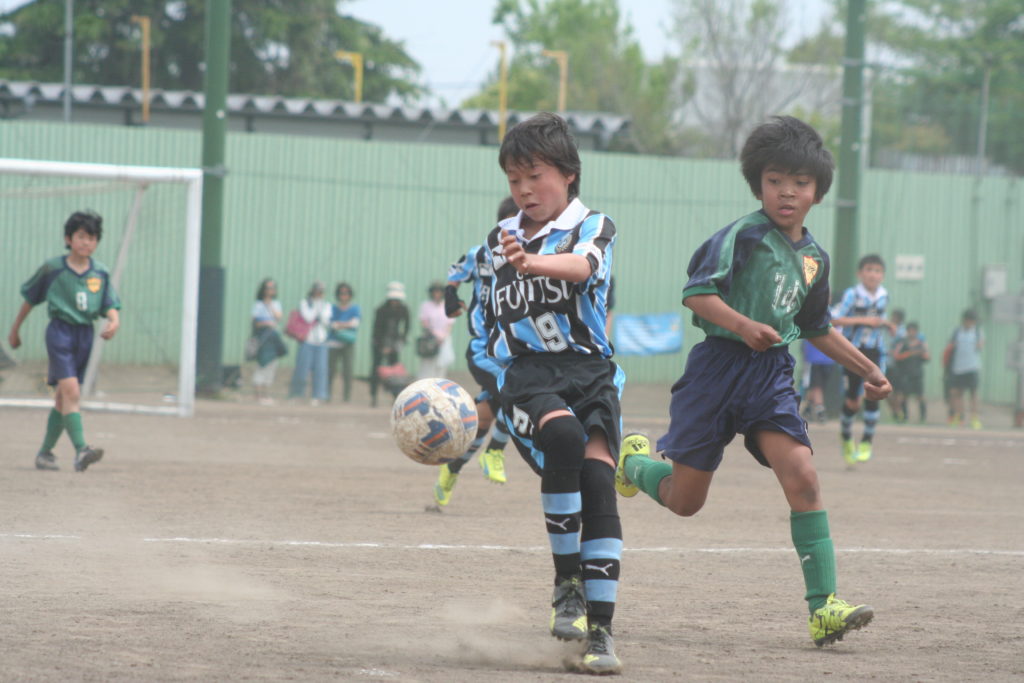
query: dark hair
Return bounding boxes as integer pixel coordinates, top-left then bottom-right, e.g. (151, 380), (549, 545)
(962, 308), (977, 321)
(64, 210), (103, 246)
(428, 281), (444, 295)
(335, 282), (354, 299)
(497, 195), (518, 221)
(498, 112), (581, 199)
(858, 254), (885, 271)
(255, 278), (277, 300)
(907, 321), (919, 331)
(891, 308), (905, 322)
(307, 281), (325, 298)
(740, 116), (834, 201)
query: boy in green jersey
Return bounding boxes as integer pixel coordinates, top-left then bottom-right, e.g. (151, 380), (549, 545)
(615, 116), (891, 647)
(8, 211), (121, 472)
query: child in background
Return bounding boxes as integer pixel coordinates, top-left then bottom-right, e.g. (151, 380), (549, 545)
(8, 211), (120, 472)
(801, 337), (835, 423)
(946, 309), (984, 429)
(891, 321), (930, 422)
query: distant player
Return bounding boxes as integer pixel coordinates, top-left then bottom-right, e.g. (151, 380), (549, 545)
(430, 196), (519, 508)
(485, 112), (623, 674)
(614, 116), (889, 648)
(8, 211), (121, 472)
(831, 254), (896, 464)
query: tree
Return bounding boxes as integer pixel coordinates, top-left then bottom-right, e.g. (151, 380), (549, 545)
(666, 0), (841, 159)
(461, 0), (684, 155)
(0, 0), (424, 103)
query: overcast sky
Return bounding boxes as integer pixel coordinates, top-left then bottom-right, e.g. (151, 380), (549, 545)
(2, 0), (829, 106)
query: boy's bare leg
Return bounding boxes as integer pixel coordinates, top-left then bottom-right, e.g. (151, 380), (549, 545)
(758, 430), (822, 511)
(658, 462), (714, 517)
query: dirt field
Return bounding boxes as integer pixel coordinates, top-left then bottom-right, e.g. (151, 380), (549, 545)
(2, 376), (1023, 682)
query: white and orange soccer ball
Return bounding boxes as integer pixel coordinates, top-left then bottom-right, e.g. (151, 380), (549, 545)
(390, 378), (478, 465)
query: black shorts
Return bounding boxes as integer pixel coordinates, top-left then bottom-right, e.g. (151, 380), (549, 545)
(900, 372), (924, 396)
(844, 347), (882, 401)
(498, 353), (624, 476)
(808, 364), (835, 391)
(467, 352), (502, 416)
(949, 371), (978, 391)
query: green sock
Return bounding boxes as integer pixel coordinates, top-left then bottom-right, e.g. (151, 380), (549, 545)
(625, 455), (672, 506)
(63, 412), (87, 450)
(40, 408), (65, 452)
(791, 510), (837, 614)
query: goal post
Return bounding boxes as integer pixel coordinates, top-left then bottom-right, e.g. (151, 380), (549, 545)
(0, 158), (203, 417)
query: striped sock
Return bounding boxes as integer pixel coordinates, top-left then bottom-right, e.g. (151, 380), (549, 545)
(580, 459), (622, 626)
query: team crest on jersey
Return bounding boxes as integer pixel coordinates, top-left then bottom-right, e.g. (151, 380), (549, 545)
(802, 256), (819, 285)
(86, 277), (102, 293)
(555, 234), (574, 254)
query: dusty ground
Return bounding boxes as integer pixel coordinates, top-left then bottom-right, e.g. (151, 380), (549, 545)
(1, 373), (1023, 682)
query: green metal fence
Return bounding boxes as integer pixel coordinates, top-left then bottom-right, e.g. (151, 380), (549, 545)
(2, 121), (1021, 403)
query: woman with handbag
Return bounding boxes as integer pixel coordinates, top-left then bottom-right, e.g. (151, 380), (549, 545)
(416, 281), (456, 380)
(249, 278), (286, 405)
(369, 281), (410, 406)
(288, 281), (332, 405)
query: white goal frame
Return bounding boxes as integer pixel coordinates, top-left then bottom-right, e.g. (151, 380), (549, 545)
(0, 158), (203, 417)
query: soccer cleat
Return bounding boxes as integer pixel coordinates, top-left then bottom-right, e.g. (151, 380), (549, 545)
(841, 439), (857, 466)
(74, 445), (103, 472)
(948, 415), (961, 427)
(970, 417), (982, 430)
(855, 442), (872, 462)
(550, 575), (588, 641)
(808, 593), (874, 647)
(615, 433), (648, 498)
(478, 448), (507, 484)
(35, 450), (59, 471)
(573, 623), (622, 675)
(433, 463), (458, 506)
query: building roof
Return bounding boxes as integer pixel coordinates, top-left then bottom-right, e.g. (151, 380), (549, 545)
(0, 80), (630, 149)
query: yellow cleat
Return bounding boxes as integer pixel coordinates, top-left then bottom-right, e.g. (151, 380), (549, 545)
(615, 433), (648, 498)
(573, 623), (622, 675)
(550, 575), (588, 641)
(478, 448), (507, 484)
(855, 441), (872, 462)
(841, 439), (857, 466)
(433, 463), (458, 507)
(809, 593), (874, 647)
(970, 417), (983, 430)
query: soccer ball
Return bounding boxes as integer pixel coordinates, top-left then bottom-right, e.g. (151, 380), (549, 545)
(391, 378), (478, 465)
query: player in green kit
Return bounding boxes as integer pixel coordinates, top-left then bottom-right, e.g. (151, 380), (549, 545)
(615, 117), (890, 647)
(8, 211), (121, 472)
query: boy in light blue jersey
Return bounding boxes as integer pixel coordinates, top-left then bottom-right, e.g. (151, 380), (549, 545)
(8, 211), (121, 472)
(430, 197), (519, 508)
(615, 116), (891, 648)
(832, 254), (897, 463)
(484, 112), (623, 675)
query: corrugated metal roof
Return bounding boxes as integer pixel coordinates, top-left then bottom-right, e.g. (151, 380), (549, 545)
(0, 80), (630, 136)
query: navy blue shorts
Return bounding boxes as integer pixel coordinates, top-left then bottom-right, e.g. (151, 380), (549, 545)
(657, 337), (811, 471)
(46, 318), (94, 386)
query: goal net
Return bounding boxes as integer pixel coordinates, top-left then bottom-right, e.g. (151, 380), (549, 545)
(0, 158), (202, 417)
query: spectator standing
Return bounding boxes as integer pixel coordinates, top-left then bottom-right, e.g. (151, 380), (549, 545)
(288, 281), (332, 405)
(369, 281), (410, 407)
(946, 309), (984, 429)
(327, 282), (360, 402)
(416, 282), (456, 379)
(250, 278), (286, 405)
(891, 321), (930, 423)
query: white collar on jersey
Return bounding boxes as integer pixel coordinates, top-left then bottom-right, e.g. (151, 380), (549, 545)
(854, 282), (887, 302)
(506, 197), (589, 244)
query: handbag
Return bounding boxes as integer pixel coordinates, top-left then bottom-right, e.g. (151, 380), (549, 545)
(415, 332), (440, 358)
(377, 362), (407, 379)
(285, 310), (313, 342)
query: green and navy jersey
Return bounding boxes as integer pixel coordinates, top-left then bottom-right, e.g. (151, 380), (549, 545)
(683, 209), (831, 346)
(447, 243), (492, 358)
(21, 255), (121, 326)
(833, 283), (889, 350)
(483, 198), (615, 363)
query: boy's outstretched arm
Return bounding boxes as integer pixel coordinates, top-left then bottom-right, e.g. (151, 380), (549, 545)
(7, 301), (33, 349)
(810, 328), (891, 400)
(684, 294), (782, 352)
(500, 232), (591, 283)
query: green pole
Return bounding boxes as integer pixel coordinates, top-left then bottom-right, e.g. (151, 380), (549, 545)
(196, 0), (231, 394)
(834, 0), (866, 294)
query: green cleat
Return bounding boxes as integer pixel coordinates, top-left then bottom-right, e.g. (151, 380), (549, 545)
(841, 439), (857, 466)
(550, 575), (588, 641)
(478, 447), (507, 484)
(809, 593), (874, 647)
(433, 463), (458, 507)
(856, 442), (872, 462)
(570, 623), (622, 675)
(615, 433), (648, 498)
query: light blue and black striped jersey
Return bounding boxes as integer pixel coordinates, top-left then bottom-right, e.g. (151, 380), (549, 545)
(833, 283), (889, 351)
(446, 244), (492, 358)
(21, 255), (121, 326)
(483, 198), (615, 363)
(683, 209), (832, 346)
